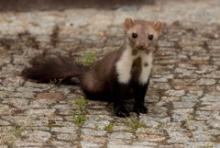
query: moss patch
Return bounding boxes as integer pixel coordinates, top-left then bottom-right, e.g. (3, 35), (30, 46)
(127, 116), (146, 131)
(104, 123), (114, 133)
(72, 96), (88, 127)
(78, 51), (97, 66)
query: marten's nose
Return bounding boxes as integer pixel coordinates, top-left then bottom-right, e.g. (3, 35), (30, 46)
(139, 45), (144, 49)
(138, 44), (148, 50)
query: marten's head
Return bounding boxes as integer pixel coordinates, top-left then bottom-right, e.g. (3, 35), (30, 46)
(123, 18), (163, 52)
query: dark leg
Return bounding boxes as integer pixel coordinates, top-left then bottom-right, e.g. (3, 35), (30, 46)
(112, 83), (129, 117)
(132, 81), (149, 114)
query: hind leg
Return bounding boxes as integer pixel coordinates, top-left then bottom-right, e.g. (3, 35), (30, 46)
(80, 73), (104, 100)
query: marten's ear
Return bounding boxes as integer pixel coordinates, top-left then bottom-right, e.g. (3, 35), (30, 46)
(123, 18), (135, 31)
(152, 21), (166, 35)
(153, 21), (162, 32)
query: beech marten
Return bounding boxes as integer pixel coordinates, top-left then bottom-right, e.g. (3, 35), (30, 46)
(22, 18), (163, 117)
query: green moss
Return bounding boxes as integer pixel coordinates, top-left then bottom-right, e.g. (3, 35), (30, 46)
(72, 96), (88, 127)
(78, 51), (97, 66)
(104, 123), (114, 133)
(74, 96), (88, 112)
(14, 126), (24, 138)
(72, 114), (87, 127)
(127, 117), (146, 131)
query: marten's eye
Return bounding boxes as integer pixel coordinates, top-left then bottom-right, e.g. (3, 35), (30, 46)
(148, 34), (154, 40)
(132, 33), (138, 38)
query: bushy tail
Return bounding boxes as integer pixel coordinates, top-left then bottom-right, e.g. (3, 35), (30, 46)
(22, 54), (87, 84)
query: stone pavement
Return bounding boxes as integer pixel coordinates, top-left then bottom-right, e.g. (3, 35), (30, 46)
(0, 0), (220, 147)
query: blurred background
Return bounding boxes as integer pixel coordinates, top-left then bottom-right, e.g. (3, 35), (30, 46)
(0, 0), (219, 50)
(0, 0), (154, 11)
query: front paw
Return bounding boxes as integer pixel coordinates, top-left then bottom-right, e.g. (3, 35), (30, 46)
(114, 107), (129, 117)
(133, 105), (148, 114)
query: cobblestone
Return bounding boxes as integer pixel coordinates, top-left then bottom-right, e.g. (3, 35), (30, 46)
(0, 0), (220, 147)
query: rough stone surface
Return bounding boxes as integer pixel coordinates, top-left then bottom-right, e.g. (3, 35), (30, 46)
(0, 0), (220, 147)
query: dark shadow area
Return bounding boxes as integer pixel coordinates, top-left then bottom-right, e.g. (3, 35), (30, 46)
(0, 0), (155, 12)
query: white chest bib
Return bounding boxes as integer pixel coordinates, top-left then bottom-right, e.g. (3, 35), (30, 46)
(116, 48), (153, 85)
